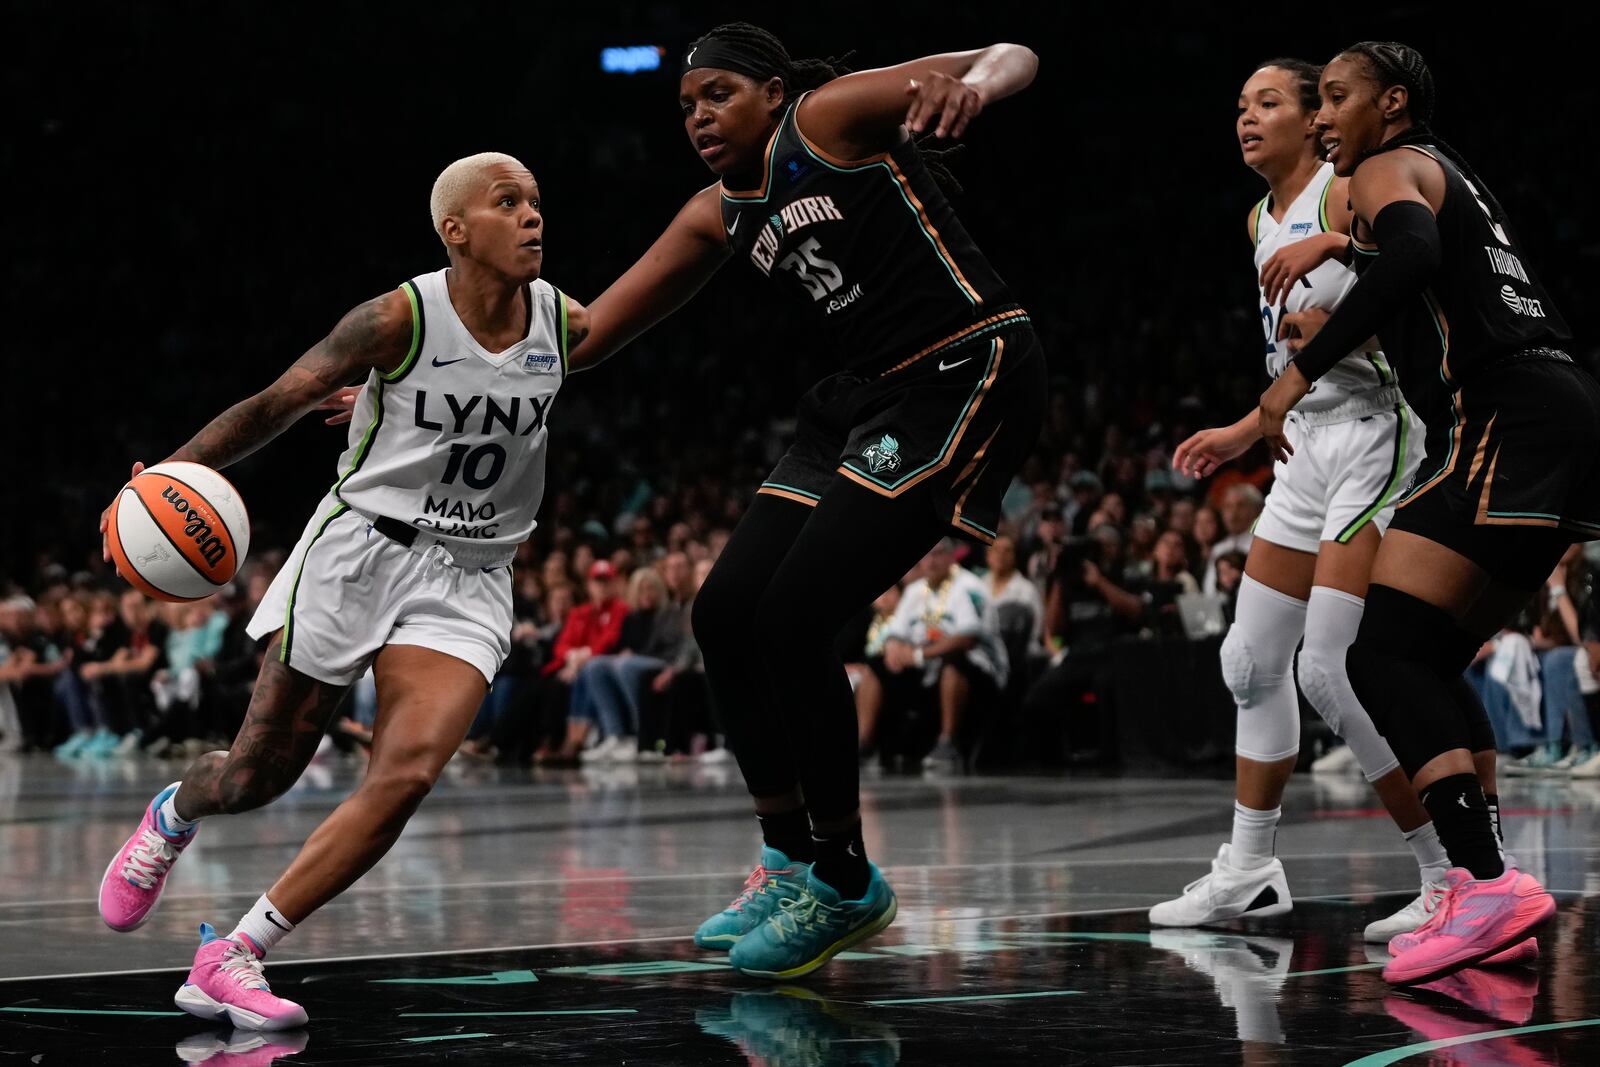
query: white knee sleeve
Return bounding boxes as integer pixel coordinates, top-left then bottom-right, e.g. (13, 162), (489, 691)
(1298, 586), (1400, 782)
(1227, 575), (1308, 763)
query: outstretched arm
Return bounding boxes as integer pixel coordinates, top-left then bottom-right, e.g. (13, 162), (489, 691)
(1259, 151), (1442, 453)
(798, 44), (1039, 161)
(168, 289), (413, 469)
(567, 187), (730, 373)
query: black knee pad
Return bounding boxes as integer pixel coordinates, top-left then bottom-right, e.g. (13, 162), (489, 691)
(1448, 626), (1498, 753)
(1348, 585), (1473, 777)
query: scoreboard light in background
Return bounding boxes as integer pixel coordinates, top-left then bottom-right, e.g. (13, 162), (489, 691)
(601, 46), (665, 74)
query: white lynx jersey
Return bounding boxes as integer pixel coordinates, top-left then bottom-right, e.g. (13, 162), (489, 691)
(1253, 162), (1397, 414)
(330, 267), (570, 546)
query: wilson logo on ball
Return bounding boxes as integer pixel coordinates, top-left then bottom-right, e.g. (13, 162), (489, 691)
(158, 485), (230, 568)
(109, 461), (251, 603)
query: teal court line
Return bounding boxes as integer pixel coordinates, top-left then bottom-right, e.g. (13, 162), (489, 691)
(1341, 1017), (1600, 1066)
(404, 1032), (494, 1044)
(1284, 963), (1383, 979)
(0, 1006), (186, 1017)
(868, 991), (1084, 1006)
(400, 1010), (638, 1018)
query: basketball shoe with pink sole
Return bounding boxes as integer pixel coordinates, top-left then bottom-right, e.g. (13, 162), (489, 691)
(1383, 867), (1555, 985)
(174, 924), (309, 1031)
(99, 782), (197, 932)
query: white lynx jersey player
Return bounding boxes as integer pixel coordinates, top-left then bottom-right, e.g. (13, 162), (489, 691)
(332, 268), (570, 546)
(1253, 161), (1398, 415)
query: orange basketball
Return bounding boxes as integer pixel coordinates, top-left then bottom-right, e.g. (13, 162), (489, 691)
(108, 461), (251, 603)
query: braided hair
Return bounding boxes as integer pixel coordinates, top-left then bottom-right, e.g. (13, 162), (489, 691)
(687, 22), (966, 195)
(1337, 40), (1483, 187)
(1256, 57), (1322, 115)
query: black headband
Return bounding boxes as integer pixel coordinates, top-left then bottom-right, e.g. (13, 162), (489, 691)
(681, 38), (783, 83)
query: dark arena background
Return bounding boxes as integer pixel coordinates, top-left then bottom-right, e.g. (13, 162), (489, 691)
(6, 2), (1600, 1064)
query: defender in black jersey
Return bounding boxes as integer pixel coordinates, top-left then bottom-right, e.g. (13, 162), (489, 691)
(566, 23), (1043, 976)
(1257, 42), (1597, 985)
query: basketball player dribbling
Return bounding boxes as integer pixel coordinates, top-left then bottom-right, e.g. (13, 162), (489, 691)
(1258, 42), (1600, 983)
(1150, 58), (1456, 945)
(562, 24), (1044, 977)
(96, 152), (588, 1028)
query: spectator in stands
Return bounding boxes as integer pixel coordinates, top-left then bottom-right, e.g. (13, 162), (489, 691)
(983, 536), (1045, 657)
(1203, 485), (1262, 594)
(850, 584), (903, 759)
(0, 598), (35, 752)
(82, 591), (168, 755)
(876, 539), (1008, 774)
(144, 597), (228, 757)
(1190, 504), (1223, 578)
(1213, 550), (1248, 622)
(569, 564), (682, 763)
(508, 560), (628, 766)
(50, 593), (115, 758)
(644, 557), (720, 761)
(1512, 546), (1597, 772)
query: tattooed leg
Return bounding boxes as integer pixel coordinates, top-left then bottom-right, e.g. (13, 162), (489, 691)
(265, 644), (486, 924)
(173, 633), (348, 821)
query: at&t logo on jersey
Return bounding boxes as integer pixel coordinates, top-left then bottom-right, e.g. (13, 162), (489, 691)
(862, 434), (903, 475)
(1500, 284), (1546, 318)
(523, 351), (559, 373)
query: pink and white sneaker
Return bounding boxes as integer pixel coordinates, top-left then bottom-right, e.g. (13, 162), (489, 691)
(175, 924), (309, 1031)
(99, 782), (197, 931)
(1383, 866), (1555, 985)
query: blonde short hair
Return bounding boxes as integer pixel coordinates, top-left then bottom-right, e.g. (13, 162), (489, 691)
(429, 151), (527, 245)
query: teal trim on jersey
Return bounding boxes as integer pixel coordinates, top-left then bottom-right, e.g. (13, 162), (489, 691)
(280, 503), (350, 665)
(1402, 393), (1461, 503)
(760, 481), (821, 500)
(841, 339), (997, 490)
(717, 104), (791, 206)
(1250, 196), (1269, 246)
(1335, 405), (1409, 543)
(381, 281), (425, 383)
(1421, 287), (1452, 387)
(794, 135), (978, 309)
(957, 515), (998, 539)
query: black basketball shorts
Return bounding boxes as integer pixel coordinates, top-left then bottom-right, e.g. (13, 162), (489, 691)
(1392, 350), (1600, 588)
(758, 310), (1047, 544)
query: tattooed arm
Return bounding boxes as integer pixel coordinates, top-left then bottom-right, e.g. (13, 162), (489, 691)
(100, 289), (412, 560)
(169, 289), (414, 469)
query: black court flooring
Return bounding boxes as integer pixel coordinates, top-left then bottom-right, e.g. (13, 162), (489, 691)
(3, 758), (1600, 1064)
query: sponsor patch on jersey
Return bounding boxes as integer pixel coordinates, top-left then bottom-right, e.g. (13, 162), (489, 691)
(783, 155), (812, 182)
(1499, 284), (1546, 319)
(523, 352), (560, 373)
(1289, 221), (1314, 236)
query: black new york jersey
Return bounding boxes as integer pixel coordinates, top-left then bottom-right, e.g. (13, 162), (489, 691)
(721, 93), (1012, 370)
(1352, 141), (1571, 424)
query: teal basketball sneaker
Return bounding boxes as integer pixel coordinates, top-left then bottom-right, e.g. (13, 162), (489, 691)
(729, 863), (897, 978)
(695, 846), (812, 950)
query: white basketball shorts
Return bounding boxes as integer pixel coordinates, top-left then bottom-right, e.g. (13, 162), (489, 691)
(247, 497), (513, 686)
(1254, 405), (1426, 555)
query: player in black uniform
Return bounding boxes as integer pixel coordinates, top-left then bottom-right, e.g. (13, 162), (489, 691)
(565, 24), (1044, 977)
(1258, 41), (1600, 985)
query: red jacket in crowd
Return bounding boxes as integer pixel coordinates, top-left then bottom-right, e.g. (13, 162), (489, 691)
(542, 597), (628, 676)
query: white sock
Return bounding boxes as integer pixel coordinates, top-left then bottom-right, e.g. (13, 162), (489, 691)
(158, 786), (197, 836)
(1404, 822), (1451, 885)
(1230, 802), (1281, 870)
(231, 894), (295, 955)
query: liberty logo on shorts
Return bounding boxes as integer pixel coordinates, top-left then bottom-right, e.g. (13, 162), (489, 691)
(862, 434), (903, 475)
(524, 352), (560, 373)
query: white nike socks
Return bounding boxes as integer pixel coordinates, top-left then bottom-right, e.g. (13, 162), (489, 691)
(159, 788), (198, 836)
(1403, 822), (1452, 885)
(1230, 802), (1281, 871)
(232, 894), (295, 955)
